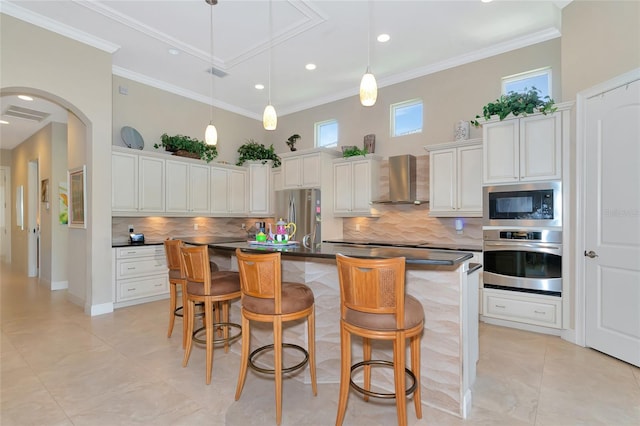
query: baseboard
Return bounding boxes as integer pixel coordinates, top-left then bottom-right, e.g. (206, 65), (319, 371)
(88, 302), (113, 316)
(51, 280), (68, 290)
(462, 388), (473, 419)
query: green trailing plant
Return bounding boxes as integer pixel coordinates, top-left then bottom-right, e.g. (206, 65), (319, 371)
(286, 134), (301, 151)
(342, 146), (368, 158)
(471, 87), (557, 127)
(153, 133), (218, 163)
(236, 139), (281, 168)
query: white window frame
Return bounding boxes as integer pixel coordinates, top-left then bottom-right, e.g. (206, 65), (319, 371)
(315, 119), (338, 148)
(390, 99), (423, 138)
(502, 67), (552, 98)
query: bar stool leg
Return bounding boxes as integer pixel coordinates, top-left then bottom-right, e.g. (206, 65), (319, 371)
(362, 337), (372, 402)
(183, 299), (195, 367)
(235, 312), (251, 400)
(336, 324), (351, 426)
(205, 299), (215, 385)
(274, 317), (283, 425)
(167, 281), (177, 337)
(393, 332), (408, 426)
(181, 284), (188, 349)
(308, 308), (318, 396)
(411, 334), (422, 419)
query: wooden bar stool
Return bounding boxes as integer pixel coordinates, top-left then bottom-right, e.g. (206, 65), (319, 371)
(181, 245), (242, 385)
(163, 239), (188, 348)
(234, 249), (317, 425)
(335, 254), (424, 426)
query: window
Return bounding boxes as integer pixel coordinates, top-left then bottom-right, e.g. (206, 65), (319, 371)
(502, 67), (552, 99)
(315, 119), (338, 148)
(391, 99), (423, 137)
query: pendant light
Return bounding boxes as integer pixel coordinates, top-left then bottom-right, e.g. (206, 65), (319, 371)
(263, 0), (277, 130)
(360, 0), (377, 107)
(204, 0), (218, 145)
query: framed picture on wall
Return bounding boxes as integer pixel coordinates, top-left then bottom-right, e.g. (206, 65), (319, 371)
(68, 165), (86, 228)
(41, 178), (49, 202)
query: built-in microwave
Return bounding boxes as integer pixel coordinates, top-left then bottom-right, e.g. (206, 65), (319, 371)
(483, 181), (562, 227)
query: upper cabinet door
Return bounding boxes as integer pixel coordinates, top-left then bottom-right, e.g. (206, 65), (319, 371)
(138, 156), (165, 213)
(333, 161), (353, 213)
(112, 151), (138, 211)
(519, 114), (561, 181)
(210, 167), (229, 214)
(228, 170), (247, 214)
(189, 164), (210, 213)
(457, 144), (483, 213)
(301, 154), (321, 187)
(282, 156), (302, 188)
(429, 148), (457, 213)
(164, 160), (188, 213)
(483, 120), (519, 184)
(248, 163), (271, 215)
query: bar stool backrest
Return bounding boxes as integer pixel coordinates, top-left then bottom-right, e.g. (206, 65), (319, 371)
(235, 249), (283, 314)
(164, 239), (185, 275)
(181, 245), (213, 296)
(335, 254), (407, 329)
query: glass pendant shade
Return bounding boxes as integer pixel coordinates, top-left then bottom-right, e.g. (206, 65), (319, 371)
(263, 104), (277, 130)
(205, 123), (218, 145)
(360, 69), (377, 107)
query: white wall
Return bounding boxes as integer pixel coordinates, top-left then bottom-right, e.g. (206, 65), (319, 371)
(1, 14), (113, 314)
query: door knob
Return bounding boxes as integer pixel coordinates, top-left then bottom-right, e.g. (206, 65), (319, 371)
(584, 250), (598, 258)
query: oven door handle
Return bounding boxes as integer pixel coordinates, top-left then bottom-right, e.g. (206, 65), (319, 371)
(483, 242), (562, 253)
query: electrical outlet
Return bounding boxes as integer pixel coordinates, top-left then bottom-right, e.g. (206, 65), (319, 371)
(355, 224), (360, 231)
(128, 225), (134, 233)
(241, 223), (246, 230)
(193, 223), (198, 230)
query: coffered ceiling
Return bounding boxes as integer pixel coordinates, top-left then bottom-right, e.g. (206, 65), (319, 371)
(0, 0), (571, 149)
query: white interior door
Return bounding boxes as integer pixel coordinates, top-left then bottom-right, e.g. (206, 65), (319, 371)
(584, 77), (640, 367)
(0, 167), (10, 262)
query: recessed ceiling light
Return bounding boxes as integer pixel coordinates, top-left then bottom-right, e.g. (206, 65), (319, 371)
(18, 95), (33, 101)
(481, 0), (493, 3)
(377, 34), (390, 43)
(168, 48), (180, 55)
(0, 120), (9, 125)
(305, 63), (316, 71)
(255, 84), (265, 90)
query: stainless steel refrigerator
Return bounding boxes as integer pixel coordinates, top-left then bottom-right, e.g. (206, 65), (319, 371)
(274, 189), (321, 247)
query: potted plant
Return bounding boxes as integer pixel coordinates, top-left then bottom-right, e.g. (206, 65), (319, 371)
(236, 139), (281, 168)
(470, 87), (557, 127)
(286, 134), (301, 151)
(154, 133), (218, 163)
(341, 146), (368, 158)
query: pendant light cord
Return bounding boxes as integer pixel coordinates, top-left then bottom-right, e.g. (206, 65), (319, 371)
(210, 3), (214, 123)
(268, 0), (273, 105)
(367, 0), (371, 73)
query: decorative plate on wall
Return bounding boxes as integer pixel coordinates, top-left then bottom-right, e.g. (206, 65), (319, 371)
(121, 126), (144, 150)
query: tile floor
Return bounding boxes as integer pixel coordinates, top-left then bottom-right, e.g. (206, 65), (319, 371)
(1, 262), (639, 425)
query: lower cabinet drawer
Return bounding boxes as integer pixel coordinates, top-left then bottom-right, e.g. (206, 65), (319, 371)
(117, 258), (167, 279)
(483, 288), (562, 328)
(117, 275), (169, 302)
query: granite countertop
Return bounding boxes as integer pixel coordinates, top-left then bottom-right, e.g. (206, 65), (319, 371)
(112, 235), (246, 248)
(322, 239), (482, 252)
(209, 241), (473, 266)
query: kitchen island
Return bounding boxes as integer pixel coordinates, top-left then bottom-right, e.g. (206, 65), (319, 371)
(202, 240), (479, 419)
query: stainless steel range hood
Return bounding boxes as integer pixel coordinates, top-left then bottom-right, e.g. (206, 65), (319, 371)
(372, 154), (427, 204)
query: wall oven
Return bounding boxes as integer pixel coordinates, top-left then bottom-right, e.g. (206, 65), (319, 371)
(483, 229), (562, 296)
(483, 181), (561, 227)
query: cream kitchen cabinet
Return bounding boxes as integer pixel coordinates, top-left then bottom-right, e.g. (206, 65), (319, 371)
(112, 149), (165, 215)
(280, 148), (341, 189)
(112, 245), (169, 308)
(210, 165), (247, 216)
(247, 161), (272, 215)
(482, 103), (572, 184)
(333, 155), (380, 216)
(482, 287), (562, 329)
(165, 160), (210, 214)
(426, 139), (482, 217)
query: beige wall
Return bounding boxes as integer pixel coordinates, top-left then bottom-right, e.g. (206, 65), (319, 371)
(0, 149), (12, 167)
(1, 14), (112, 314)
(112, 76), (265, 165)
(272, 40), (562, 158)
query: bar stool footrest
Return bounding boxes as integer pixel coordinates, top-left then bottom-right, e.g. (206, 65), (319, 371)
(193, 322), (242, 345)
(349, 360), (417, 399)
(249, 343), (309, 374)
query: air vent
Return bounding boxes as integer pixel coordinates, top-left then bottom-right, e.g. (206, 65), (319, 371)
(3, 105), (50, 122)
(206, 66), (228, 78)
